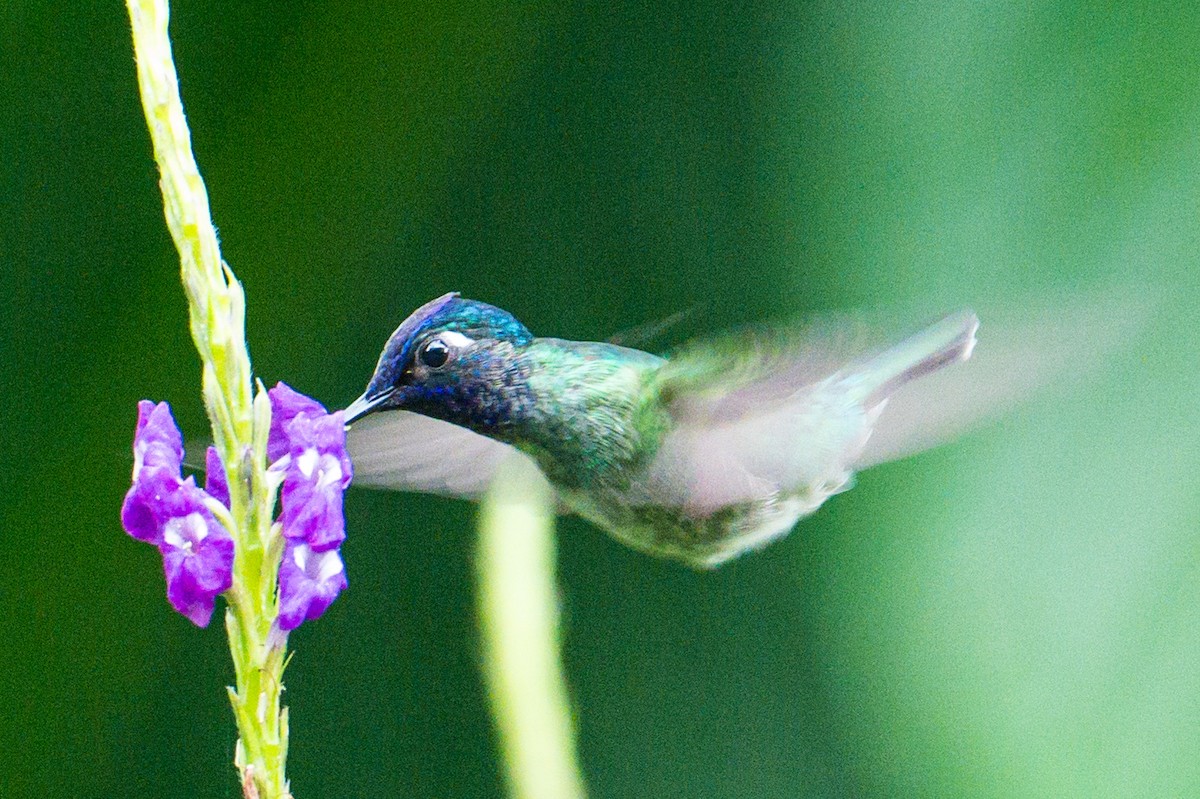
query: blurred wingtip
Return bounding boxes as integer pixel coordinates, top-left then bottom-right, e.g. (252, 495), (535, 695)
(854, 281), (1163, 468)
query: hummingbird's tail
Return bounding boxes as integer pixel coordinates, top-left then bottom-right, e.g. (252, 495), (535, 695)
(842, 310), (979, 407)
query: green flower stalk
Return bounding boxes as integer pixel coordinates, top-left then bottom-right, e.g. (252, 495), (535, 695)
(478, 458), (588, 799)
(124, 2), (294, 796)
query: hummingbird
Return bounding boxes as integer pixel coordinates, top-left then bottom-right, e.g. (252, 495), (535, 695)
(342, 292), (982, 568)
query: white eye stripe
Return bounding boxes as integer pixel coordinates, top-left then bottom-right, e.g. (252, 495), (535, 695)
(438, 331), (474, 349)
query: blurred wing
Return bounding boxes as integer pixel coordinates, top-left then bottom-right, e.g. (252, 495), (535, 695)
(346, 410), (534, 499)
(856, 286), (1158, 466)
(651, 312), (875, 419)
(642, 312), (979, 514)
(642, 286), (1157, 516)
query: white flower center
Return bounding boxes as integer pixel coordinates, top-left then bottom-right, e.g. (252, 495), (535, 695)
(291, 543), (345, 581)
(163, 512), (210, 551)
(315, 549), (345, 581)
(316, 454), (343, 489)
(292, 542), (311, 570)
(297, 447), (319, 478)
(296, 448), (344, 489)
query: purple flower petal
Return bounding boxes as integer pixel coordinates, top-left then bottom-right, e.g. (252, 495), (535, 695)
(120, 478), (162, 543)
(278, 411), (353, 550)
(268, 382), (328, 463)
(122, 464), (194, 544)
(204, 446), (230, 508)
(268, 385), (353, 552)
(121, 401), (234, 627)
(133, 400), (184, 473)
(280, 471), (347, 551)
(277, 540), (347, 631)
(160, 506), (235, 627)
(123, 401), (190, 545)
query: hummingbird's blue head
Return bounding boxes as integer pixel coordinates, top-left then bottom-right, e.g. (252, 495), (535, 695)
(344, 292), (535, 430)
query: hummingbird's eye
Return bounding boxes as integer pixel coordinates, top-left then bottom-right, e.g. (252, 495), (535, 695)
(418, 338), (450, 369)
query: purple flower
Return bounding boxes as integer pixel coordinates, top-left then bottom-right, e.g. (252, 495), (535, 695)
(121, 386), (352, 632)
(277, 540), (347, 631)
(160, 510), (236, 627)
(120, 401), (233, 628)
(204, 445), (230, 508)
(267, 382), (328, 463)
(269, 383), (353, 552)
(267, 383), (354, 629)
(121, 401), (186, 544)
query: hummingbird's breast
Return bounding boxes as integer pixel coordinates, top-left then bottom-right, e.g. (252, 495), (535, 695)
(504, 338), (668, 492)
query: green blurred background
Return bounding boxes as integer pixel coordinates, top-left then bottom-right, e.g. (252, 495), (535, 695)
(3, 2), (1198, 797)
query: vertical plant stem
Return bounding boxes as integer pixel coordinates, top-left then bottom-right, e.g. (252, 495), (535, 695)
(477, 457), (588, 799)
(125, 2), (289, 797)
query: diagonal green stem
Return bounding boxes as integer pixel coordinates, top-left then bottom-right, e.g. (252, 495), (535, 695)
(477, 457), (588, 799)
(125, 2), (290, 797)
